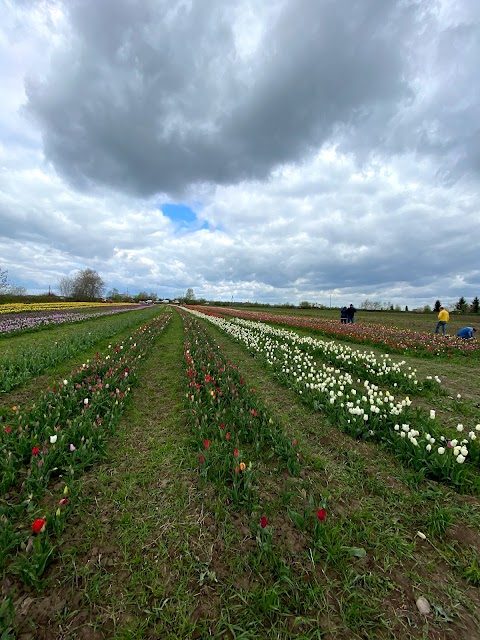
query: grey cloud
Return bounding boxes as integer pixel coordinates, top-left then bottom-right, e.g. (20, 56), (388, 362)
(25, 0), (415, 197)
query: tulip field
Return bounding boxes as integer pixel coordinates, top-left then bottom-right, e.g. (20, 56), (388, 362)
(1, 303), (480, 639)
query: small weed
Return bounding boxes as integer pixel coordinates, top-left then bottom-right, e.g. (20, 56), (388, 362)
(425, 504), (453, 539)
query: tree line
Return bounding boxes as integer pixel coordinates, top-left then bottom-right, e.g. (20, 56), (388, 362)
(433, 297), (479, 314)
(2, 268), (480, 311)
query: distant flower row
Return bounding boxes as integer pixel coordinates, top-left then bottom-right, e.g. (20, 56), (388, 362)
(0, 307), (161, 392)
(0, 305), (148, 335)
(0, 301), (136, 315)
(190, 306), (479, 358)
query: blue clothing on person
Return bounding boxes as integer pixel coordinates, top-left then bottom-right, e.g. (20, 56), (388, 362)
(457, 327), (476, 339)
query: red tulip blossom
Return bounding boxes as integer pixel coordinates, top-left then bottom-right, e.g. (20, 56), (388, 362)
(317, 508), (327, 521)
(203, 439), (210, 449)
(260, 517), (268, 529)
(31, 446), (40, 456)
(233, 448), (239, 458)
(32, 518), (46, 533)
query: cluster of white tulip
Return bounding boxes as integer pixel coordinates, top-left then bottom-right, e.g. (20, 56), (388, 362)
(228, 316), (441, 393)
(187, 308), (411, 426)
(185, 308), (480, 473)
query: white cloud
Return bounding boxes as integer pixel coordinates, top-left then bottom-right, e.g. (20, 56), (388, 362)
(0, 0), (479, 308)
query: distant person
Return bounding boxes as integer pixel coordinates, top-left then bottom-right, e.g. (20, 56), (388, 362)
(435, 306), (450, 335)
(340, 306), (348, 324)
(457, 327), (476, 339)
(346, 304), (356, 324)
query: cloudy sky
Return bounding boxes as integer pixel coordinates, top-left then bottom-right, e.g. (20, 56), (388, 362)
(1, 0), (479, 308)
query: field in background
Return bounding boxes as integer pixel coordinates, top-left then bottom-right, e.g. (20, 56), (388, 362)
(239, 306), (479, 335)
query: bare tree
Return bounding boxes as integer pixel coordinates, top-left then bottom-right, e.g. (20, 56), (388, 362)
(0, 268), (9, 293)
(1, 270), (26, 296)
(8, 285), (26, 296)
(58, 275), (75, 298)
(185, 288), (195, 301)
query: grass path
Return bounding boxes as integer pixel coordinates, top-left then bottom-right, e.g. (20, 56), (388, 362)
(9, 310), (480, 640)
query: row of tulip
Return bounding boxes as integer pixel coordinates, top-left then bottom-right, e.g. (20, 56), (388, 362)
(0, 301), (136, 315)
(191, 306), (479, 358)
(181, 311), (331, 562)
(0, 306), (161, 393)
(0, 311), (172, 589)
(183, 314), (301, 495)
(0, 304), (148, 336)
(230, 316), (442, 395)
(187, 308), (480, 494)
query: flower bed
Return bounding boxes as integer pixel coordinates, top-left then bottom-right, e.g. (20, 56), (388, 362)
(0, 306), (161, 393)
(0, 312), (171, 589)
(186, 308), (480, 494)
(0, 301), (136, 315)
(0, 305), (149, 336)
(190, 306), (479, 359)
(183, 314), (301, 512)
(231, 316), (442, 395)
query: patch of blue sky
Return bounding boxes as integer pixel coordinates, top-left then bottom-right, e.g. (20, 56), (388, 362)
(159, 202), (208, 231)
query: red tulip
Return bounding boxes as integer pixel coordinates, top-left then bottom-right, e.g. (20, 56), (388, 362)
(32, 518), (46, 533)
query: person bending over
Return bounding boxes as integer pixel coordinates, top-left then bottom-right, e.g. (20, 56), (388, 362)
(457, 327), (476, 339)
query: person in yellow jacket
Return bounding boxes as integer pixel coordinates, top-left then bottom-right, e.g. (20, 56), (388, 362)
(435, 306), (450, 335)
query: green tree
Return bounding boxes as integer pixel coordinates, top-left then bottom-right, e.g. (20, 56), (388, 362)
(107, 288), (121, 300)
(299, 301), (312, 309)
(185, 288), (195, 301)
(434, 300), (441, 312)
(456, 296), (467, 312)
(471, 296), (480, 313)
